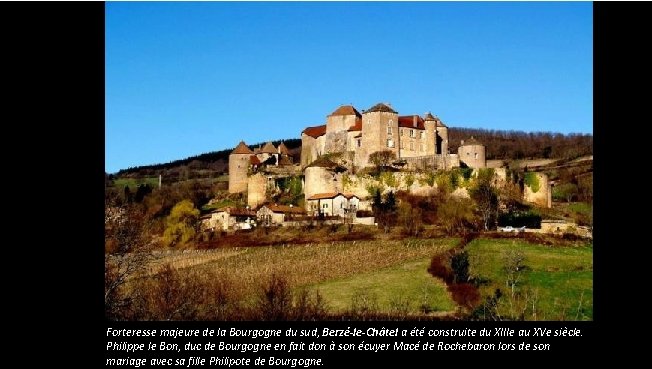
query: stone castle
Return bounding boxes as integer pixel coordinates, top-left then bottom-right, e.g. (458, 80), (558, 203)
(214, 102), (552, 229)
(300, 103), (485, 170)
(228, 102), (490, 199)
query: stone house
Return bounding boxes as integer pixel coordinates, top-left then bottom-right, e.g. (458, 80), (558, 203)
(306, 192), (360, 217)
(256, 204), (306, 226)
(201, 207), (257, 231)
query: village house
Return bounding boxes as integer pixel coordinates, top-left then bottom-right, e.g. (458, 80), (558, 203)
(256, 204), (306, 226)
(201, 207), (257, 231)
(305, 192), (360, 217)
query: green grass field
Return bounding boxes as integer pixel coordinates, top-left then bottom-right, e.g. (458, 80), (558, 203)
(466, 238), (593, 320)
(113, 177), (159, 188)
(136, 235), (592, 320)
(312, 259), (456, 315)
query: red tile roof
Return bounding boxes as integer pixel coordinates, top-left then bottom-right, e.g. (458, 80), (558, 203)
(347, 117), (362, 131)
(398, 115), (425, 130)
(302, 125), (327, 138)
(262, 204), (305, 214)
(228, 208), (257, 217)
(307, 192), (341, 200)
(250, 155), (261, 165)
(329, 105), (362, 117)
(231, 141), (254, 155)
(307, 192), (360, 200)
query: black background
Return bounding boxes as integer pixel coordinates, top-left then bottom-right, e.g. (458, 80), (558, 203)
(5, 1), (637, 364)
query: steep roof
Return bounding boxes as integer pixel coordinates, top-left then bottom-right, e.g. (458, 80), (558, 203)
(302, 125), (327, 138)
(231, 141), (254, 155)
(342, 193), (360, 199)
(436, 117), (447, 128)
(365, 102), (398, 114)
(261, 141), (277, 154)
(329, 105), (362, 117)
(347, 117), (362, 132)
(398, 115), (425, 130)
(278, 155), (293, 166)
(277, 141), (289, 155)
(250, 155), (261, 165)
(424, 112), (436, 121)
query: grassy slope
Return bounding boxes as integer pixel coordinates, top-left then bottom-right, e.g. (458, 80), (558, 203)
(167, 238), (458, 310)
(113, 177), (159, 188)
(312, 259), (456, 315)
(466, 239), (593, 320)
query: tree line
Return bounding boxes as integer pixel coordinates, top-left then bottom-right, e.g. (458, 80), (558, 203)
(114, 138), (302, 176)
(448, 128), (592, 161)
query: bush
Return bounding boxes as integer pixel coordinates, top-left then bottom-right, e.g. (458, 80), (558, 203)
(524, 172), (540, 193)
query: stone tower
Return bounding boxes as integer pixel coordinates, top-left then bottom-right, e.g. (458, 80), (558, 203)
(229, 141), (254, 193)
(357, 103), (399, 168)
(423, 112), (437, 156)
(458, 136), (486, 168)
(326, 105), (360, 133)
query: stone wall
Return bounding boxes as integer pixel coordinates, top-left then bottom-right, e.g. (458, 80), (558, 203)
(324, 130), (349, 154)
(523, 172), (551, 208)
(303, 166), (340, 200)
(247, 173), (267, 208)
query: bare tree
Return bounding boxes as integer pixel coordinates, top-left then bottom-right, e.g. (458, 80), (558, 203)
(105, 202), (152, 319)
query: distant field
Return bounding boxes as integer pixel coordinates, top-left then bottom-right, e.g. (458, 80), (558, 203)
(112, 177), (159, 188)
(466, 239), (593, 320)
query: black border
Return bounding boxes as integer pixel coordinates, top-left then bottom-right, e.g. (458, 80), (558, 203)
(12, 0), (633, 364)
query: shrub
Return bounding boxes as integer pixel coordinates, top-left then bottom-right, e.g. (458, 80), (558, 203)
(524, 172), (540, 193)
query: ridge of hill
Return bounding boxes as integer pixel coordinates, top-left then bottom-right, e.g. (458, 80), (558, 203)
(110, 128), (592, 178)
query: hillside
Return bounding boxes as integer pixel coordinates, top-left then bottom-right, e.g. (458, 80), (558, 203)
(109, 128), (592, 180)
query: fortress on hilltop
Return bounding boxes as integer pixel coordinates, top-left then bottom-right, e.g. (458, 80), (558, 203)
(299, 103), (486, 170)
(222, 102), (521, 218)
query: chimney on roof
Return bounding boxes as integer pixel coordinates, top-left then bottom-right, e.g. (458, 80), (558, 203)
(413, 115), (417, 127)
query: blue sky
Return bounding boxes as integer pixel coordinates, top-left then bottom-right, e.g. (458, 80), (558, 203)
(106, 2), (592, 173)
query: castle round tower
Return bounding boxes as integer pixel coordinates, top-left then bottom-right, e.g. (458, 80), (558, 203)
(457, 136), (486, 168)
(229, 141), (254, 193)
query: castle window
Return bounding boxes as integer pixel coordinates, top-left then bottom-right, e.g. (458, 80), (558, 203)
(474, 153), (478, 159)
(388, 120), (393, 126)
(400, 129), (404, 136)
(410, 129), (415, 138)
(356, 139), (361, 147)
(387, 138), (394, 148)
(387, 126), (393, 135)
(420, 131), (425, 139)
(323, 203), (328, 209)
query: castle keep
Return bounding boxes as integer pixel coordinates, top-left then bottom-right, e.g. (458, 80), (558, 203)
(300, 103), (485, 170)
